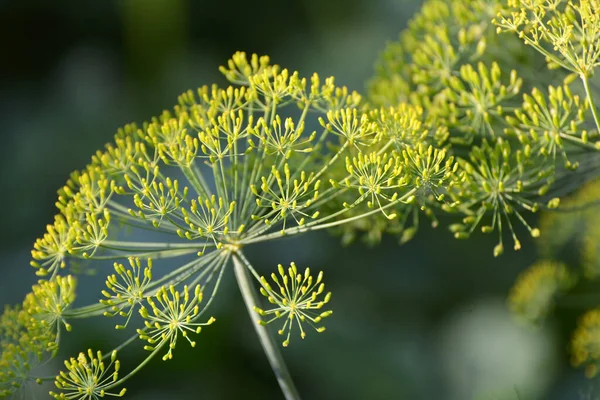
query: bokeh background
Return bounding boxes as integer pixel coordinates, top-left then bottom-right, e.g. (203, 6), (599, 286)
(0, 0), (596, 399)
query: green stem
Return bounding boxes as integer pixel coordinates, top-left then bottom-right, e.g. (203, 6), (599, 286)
(242, 188), (416, 244)
(232, 251), (301, 400)
(101, 240), (206, 252)
(312, 141), (348, 182)
(582, 74), (600, 134)
(106, 344), (166, 390)
(183, 165), (210, 198)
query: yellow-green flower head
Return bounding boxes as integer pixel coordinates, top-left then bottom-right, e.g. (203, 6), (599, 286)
(180, 194), (240, 251)
(368, 0), (495, 107)
(251, 164), (321, 232)
(50, 349), (126, 400)
(254, 262), (332, 347)
(0, 341), (44, 398)
(571, 308), (600, 378)
(450, 139), (551, 256)
(130, 177), (187, 228)
(23, 275), (76, 349)
(101, 258), (153, 329)
(0, 305), (25, 347)
(370, 104), (443, 151)
(24, 51), (392, 396)
(343, 151), (406, 219)
(31, 215), (74, 277)
(250, 115), (315, 159)
(319, 108), (377, 149)
(0, 305), (48, 360)
(218, 52), (271, 86)
(19, 15), (600, 394)
(441, 62), (522, 144)
(494, 0), (600, 76)
(508, 260), (575, 324)
(0, 305), (55, 397)
(507, 84), (591, 169)
(138, 284), (215, 361)
(402, 143), (459, 198)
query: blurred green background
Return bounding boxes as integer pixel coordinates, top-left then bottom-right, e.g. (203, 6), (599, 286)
(0, 0), (595, 399)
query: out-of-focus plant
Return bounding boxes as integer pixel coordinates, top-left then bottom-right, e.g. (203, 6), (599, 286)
(508, 180), (600, 379)
(2, 0), (600, 398)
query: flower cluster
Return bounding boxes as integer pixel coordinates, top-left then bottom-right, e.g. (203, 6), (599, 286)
(138, 284), (215, 361)
(101, 257), (153, 329)
(355, 0), (600, 253)
(508, 260), (576, 324)
(4, 0), (600, 397)
(0, 276), (77, 397)
(254, 263), (332, 347)
(494, 0), (600, 78)
(572, 309), (600, 378)
(506, 179), (600, 381)
(50, 349), (126, 399)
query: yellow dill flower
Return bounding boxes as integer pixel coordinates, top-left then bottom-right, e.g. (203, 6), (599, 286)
(17, 14), (600, 394)
(251, 164), (321, 232)
(101, 258), (153, 329)
(572, 308), (600, 378)
(343, 152), (406, 219)
(23, 276), (76, 350)
(0, 304), (59, 397)
(50, 349), (126, 399)
(320, 108), (377, 149)
(450, 139), (551, 256)
(30, 215), (74, 277)
(0, 341), (44, 397)
(508, 260), (576, 324)
(138, 285), (216, 361)
(254, 262), (332, 347)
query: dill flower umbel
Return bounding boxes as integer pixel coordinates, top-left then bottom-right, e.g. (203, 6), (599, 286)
(572, 308), (600, 378)
(254, 262), (332, 347)
(50, 349), (127, 399)
(8, 0), (600, 397)
(24, 51), (435, 398)
(138, 284), (216, 361)
(364, 0), (600, 252)
(508, 260), (576, 324)
(101, 257), (153, 329)
(0, 278), (78, 397)
(23, 275), (76, 350)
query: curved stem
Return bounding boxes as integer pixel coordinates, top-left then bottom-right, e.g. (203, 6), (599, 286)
(232, 251), (301, 400)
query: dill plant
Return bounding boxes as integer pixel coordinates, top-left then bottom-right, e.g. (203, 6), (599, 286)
(2, 0), (600, 398)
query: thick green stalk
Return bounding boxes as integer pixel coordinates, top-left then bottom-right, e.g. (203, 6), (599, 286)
(232, 251), (301, 400)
